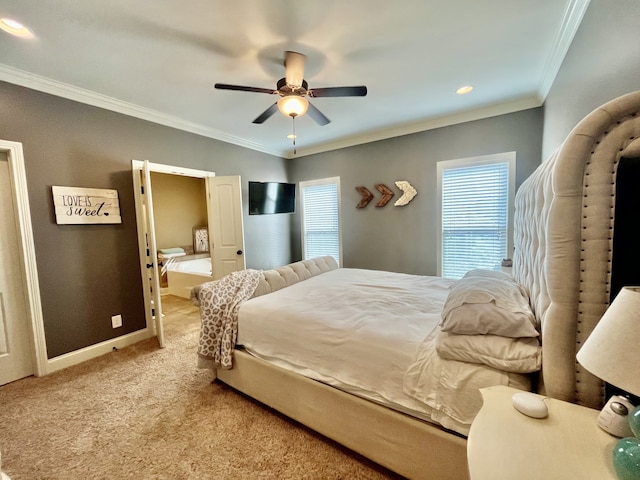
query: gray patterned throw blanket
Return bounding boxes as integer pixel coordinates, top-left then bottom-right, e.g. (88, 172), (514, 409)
(191, 269), (263, 369)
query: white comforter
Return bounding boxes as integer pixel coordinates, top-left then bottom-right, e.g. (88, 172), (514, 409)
(237, 267), (530, 436)
(239, 267), (449, 407)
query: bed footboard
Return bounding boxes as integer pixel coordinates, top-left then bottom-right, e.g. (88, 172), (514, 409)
(216, 350), (468, 480)
(252, 256), (338, 298)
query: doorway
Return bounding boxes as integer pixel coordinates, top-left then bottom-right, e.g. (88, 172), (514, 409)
(131, 160), (245, 347)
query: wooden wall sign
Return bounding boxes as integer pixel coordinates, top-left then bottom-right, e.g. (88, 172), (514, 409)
(52, 186), (121, 224)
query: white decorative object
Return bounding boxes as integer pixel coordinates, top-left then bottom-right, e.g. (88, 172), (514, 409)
(193, 227), (209, 253)
(51, 186), (121, 224)
(394, 180), (417, 206)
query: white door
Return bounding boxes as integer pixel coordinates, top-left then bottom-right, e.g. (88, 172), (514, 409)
(206, 176), (246, 279)
(139, 161), (165, 348)
(0, 151), (34, 384)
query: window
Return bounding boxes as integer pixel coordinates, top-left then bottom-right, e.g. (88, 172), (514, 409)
(299, 177), (342, 266)
(437, 152), (515, 279)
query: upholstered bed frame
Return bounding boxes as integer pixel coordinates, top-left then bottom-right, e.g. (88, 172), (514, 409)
(514, 90), (640, 409)
(213, 91), (640, 479)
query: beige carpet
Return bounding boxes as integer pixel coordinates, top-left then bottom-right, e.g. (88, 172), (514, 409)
(0, 322), (400, 479)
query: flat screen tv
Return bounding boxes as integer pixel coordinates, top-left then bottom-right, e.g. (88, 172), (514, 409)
(248, 181), (296, 215)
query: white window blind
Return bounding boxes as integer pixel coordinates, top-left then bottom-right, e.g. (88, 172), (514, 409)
(438, 153), (515, 279)
(300, 177), (342, 266)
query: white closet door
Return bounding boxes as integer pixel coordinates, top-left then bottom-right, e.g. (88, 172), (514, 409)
(206, 176), (246, 279)
(141, 160), (165, 348)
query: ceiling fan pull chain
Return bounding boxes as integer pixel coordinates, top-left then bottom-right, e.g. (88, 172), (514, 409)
(292, 116), (297, 155)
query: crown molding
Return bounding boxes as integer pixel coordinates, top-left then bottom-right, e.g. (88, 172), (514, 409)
(538, 0), (591, 100)
(0, 63), (283, 157)
(288, 95), (543, 159)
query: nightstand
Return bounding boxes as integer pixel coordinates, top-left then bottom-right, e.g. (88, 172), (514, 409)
(467, 385), (618, 480)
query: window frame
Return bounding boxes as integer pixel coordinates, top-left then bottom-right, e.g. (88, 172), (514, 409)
(436, 151), (516, 278)
(299, 176), (343, 267)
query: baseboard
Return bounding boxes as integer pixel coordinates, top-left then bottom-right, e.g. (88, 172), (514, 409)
(44, 328), (154, 375)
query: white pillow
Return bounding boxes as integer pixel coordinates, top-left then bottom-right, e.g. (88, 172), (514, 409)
(436, 330), (541, 373)
(440, 269), (538, 337)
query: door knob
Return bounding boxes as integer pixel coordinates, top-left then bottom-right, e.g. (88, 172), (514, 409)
(236, 250), (243, 255)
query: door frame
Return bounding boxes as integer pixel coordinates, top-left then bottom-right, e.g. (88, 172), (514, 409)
(0, 140), (47, 376)
(131, 160), (216, 339)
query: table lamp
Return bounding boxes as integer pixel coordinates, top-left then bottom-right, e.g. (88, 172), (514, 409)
(577, 286), (640, 480)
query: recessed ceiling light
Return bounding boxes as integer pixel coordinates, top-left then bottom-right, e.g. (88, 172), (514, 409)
(456, 85), (474, 95)
(0, 18), (34, 39)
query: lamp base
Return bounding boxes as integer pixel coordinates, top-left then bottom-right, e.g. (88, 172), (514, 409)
(630, 405), (640, 437)
(613, 437), (640, 480)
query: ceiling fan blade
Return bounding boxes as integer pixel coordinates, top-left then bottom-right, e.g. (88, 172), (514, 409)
(284, 51), (305, 88)
(215, 83), (276, 95)
(308, 86), (368, 97)
(307, 102), (330, 126)
(252, 102), (279, 124)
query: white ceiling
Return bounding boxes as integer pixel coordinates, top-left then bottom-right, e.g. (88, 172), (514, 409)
(0, 0), (590, 158)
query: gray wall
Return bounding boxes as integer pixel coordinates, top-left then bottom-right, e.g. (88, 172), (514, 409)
(0, 81), (288, 358)
(542, 0), (640, 159)
(288, 108), (543, 275)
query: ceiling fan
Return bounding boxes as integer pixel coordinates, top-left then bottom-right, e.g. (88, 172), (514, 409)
(214, 51), (367, 126)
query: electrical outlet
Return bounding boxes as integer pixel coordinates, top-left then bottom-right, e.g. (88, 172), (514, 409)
(111, 314), (123, 328)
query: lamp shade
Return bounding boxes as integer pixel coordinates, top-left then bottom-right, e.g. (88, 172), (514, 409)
(577, 286), (640, 397)
(278, 95), (309, 118)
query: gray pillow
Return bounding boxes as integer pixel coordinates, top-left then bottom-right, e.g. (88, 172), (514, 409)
(440, 269), (538, 338)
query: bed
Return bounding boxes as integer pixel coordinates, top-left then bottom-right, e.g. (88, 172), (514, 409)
(193, 91), (640, 479)
(164, 255), (212, 299)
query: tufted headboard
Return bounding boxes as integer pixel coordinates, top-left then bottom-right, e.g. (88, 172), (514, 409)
(252, 256), (339, 298)
(513, 90), (640, 408)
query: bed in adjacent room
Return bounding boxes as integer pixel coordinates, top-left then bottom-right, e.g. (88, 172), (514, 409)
(192, 91), (640, 479)
(159, 249), (212, 299)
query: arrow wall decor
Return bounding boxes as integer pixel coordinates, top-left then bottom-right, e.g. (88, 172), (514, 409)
(355, 181), (418, 208)
(375, 184), (395, 207)
(394, 180), (418, 206)
(355, 186), (374, 208)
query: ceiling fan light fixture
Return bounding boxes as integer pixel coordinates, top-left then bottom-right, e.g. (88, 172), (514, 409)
(278, 95), (309, 118)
